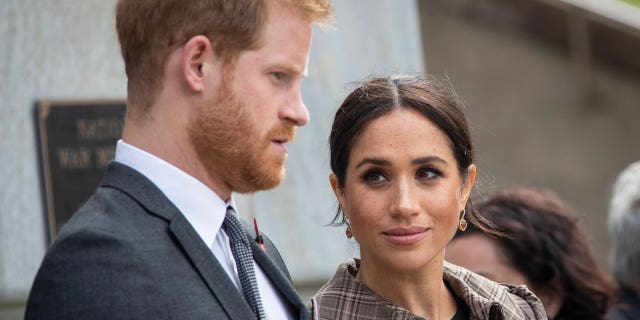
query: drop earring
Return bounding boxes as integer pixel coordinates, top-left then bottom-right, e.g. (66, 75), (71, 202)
(345, 226), (353, 239)
(459, 209), (468, 231)
(345, 217), (353, 239)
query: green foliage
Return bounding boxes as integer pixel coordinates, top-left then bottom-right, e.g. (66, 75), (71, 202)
(620, 0), (640, 7)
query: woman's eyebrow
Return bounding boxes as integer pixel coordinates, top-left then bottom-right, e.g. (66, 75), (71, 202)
(355, 156), (447, 169)
(355, 158), (390, 169)
(412, 156), (447, 165)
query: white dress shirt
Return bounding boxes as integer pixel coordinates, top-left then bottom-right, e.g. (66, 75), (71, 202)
(114, 140), (293, 320)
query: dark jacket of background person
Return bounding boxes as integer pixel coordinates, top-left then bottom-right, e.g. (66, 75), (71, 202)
(607, 161), (640, 320)
(449, 187), (613, 320)
(311, 259), (546, 320)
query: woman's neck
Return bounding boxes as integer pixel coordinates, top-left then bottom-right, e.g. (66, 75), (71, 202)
(356, 256), (457, 319)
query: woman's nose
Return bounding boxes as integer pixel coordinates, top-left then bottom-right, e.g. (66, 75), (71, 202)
(390, 180), (420, 217)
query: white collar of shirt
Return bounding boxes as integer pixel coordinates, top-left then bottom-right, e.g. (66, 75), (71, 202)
(114, 139), (233, 247)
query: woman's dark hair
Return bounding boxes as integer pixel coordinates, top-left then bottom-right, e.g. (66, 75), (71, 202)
(328, 74), (495, 234)
(455, 187), (613, 320)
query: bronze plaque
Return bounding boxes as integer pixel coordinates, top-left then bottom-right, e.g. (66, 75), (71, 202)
(34, 100), (126, 241)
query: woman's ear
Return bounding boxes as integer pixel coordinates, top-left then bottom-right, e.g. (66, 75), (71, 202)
(329, 173), (347, 216)
(459, 164), (477, 209)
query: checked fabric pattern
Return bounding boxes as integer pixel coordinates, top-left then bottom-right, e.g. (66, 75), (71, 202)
(223, 206), (266, 320)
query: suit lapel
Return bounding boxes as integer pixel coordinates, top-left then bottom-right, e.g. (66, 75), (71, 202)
(249, 240), (309, 320)
(169, 218), (255, 320)
(102, 162), (255, 320)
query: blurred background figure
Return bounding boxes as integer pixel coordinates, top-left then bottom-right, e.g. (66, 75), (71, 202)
(607, 161), (640, 320)
(446, 187), (614, 320)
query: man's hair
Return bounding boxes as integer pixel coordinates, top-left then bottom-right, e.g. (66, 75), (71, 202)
(116, 0), (333, 114)
(609, 161), (640, 287)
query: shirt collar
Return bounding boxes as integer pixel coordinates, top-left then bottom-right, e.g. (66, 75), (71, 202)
(114, 139), (233, 246)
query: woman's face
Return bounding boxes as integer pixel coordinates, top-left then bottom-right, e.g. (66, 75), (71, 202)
(331, 108), (475, 273)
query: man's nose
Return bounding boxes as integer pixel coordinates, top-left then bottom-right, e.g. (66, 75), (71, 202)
(280, 90), (309, 126)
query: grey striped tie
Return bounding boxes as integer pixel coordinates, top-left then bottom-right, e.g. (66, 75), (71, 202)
(223, 206), (266, 320)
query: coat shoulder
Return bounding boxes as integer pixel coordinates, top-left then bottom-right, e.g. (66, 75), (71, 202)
(443, 261), (548, 320)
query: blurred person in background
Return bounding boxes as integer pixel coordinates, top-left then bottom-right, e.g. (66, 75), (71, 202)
(607, 161), (640, 320)
(446, 187), (613, 320)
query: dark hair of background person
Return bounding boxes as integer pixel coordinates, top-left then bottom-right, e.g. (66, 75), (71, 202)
(328, 74), (497, 235)
(454, 187), (614, 320)
(115, 0), (334, 115)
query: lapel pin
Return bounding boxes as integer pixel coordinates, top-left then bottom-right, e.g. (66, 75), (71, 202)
(253, 217), (266, 252)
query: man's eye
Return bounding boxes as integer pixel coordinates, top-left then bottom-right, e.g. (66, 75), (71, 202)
(272, 72), (285, 81)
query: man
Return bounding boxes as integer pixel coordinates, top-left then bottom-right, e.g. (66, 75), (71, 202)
(607, 161), (640, 320)
(25, 0), (333, 319)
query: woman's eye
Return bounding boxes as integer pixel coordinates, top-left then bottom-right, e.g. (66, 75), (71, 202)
(417, 167), (441, 180)
(362, 171), (387, 184)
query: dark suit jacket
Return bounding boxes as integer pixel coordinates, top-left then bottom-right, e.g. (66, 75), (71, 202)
(25, 162), (308, 320)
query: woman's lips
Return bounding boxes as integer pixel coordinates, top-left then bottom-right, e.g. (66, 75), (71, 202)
(383, 226), (428, 245)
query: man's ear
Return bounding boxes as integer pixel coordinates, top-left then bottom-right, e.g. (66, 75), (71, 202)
(180, 35), (215, 93)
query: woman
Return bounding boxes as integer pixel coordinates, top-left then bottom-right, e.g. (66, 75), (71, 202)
(311, 75), (546, 319)
(446, 187), (614, 320)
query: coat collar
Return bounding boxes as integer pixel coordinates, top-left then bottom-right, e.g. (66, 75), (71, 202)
(102, 162), (254, 319)
(313, 259), (547, 320)
(443, 261), (547, 320)
(101, 162), (306, 319)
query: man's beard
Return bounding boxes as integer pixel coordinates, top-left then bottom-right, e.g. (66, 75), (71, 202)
(188, 89), (295, 194)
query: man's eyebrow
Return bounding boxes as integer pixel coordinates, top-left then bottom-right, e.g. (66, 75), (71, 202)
(269, 61), (308, 77)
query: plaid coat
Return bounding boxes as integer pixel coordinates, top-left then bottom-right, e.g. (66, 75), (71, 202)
(309, 259), (547, 320)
